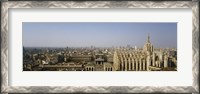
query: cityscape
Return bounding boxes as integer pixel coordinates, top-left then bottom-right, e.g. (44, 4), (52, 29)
(23, 22), (177, 71)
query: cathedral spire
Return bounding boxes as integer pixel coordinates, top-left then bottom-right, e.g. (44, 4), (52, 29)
(147, 33), (150, 43)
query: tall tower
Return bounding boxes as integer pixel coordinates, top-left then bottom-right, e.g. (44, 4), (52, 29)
(143, 34), (154, 71)
(143, 34), (153, 53)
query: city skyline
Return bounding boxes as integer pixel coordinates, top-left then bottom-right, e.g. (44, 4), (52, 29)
(23, 22), (177, 48)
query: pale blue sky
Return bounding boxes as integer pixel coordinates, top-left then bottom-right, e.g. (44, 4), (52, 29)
(23, 22), (177, 48)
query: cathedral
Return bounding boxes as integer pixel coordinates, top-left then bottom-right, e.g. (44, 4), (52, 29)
(113, 35), (173, 71)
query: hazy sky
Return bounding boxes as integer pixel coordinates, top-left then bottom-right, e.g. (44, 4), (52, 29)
(23, 22), (177, 48)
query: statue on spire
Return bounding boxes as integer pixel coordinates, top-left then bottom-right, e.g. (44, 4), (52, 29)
(147, 33), (150, 43)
